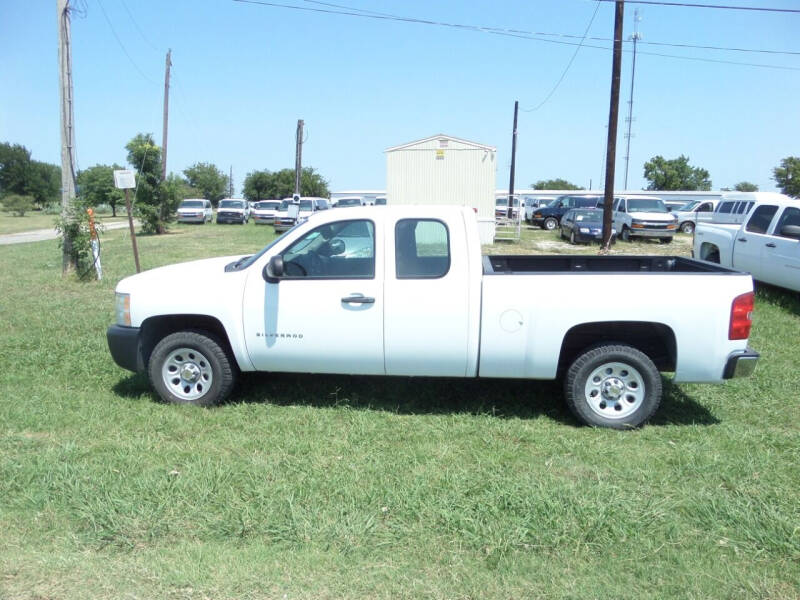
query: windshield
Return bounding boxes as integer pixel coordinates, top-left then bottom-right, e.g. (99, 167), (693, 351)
(495, 197), (520, 207)
(219, 200), (244, 209)
(180, 200), (204, 208)
(337, 198), (361, 207)
(375, 198), (386, 205)
(278, 200), (291, 211)
(547, 197), (565, 208)
(299, 200), (313, 211)
(255, 201), (280, 210)
(571, 210), (603, 223)
(627, 198), (667, 213)
(677, 201), (699, 212)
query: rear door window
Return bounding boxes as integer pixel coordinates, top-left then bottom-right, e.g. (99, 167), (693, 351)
(395, 219), (450, 279)
(745, 205), (779, 234)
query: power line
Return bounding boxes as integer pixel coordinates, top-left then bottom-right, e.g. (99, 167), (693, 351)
(119, 0), (162, 53)
(95, 0), (159, 85)
(522, 1), (602, 112)
(231, 0), (800, 69)
(595, 0), (800, 14)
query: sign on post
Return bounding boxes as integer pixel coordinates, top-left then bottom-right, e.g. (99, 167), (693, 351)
(113, 169), (141, 273)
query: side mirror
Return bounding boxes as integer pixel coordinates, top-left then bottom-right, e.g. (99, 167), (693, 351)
(263, 255), (284, 282)
(780, 224), (800, 240)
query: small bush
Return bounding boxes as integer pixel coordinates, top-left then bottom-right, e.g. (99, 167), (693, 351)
(2, 194), (35, 216)
(55, 200), (104, 280)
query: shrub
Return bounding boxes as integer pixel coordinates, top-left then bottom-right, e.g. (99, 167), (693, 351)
(2, 194), (35, 216)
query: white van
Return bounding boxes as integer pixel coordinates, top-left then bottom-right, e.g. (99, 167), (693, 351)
(612, 195), (678, 243)
(176, 199), (213, 224)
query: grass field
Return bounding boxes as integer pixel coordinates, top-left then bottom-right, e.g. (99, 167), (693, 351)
(0, 210), (126, 236)
(1, 221), (798, 599)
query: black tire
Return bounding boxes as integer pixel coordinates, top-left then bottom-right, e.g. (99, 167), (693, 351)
(659, 237), (673, 244)
(544, 217), (558, 231)
(564, 344), (662, 429)
(621, 227), (631, 242)
(148, 330), (237, 407)
(680, 221), (694, 234)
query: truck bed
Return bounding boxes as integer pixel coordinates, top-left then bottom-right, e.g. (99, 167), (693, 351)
(483, 254), (738, 275)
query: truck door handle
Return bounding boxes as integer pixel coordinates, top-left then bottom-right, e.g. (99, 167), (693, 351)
(765, 243), (777, 248)
(738, 238), (747, 242)
(341, 295), (375, 304)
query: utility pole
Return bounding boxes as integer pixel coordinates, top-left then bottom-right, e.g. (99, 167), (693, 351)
(601, 0), (625, 252)
(623, 9), (642, 191)
(294, 119), (304, 196)
(57, 0), (77, 275)
(161, 49), (171, 181)
(507, 100), (519, 219)
(229, 165), (233, 197)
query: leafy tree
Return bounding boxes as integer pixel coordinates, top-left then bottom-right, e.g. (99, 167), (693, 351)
(1, 194), (35, 216)
(125, 133), (169, 234)
(532, 178), (581, 190)
(643, 155), (711, 191)
(0, 143), (60, 208)
(773, 157), (800, 198)
(183, 162), (229, 206)
(243, 167), (330, 201)
(734, 181), (758, 192)
(77, 164), (125, 216)
(243, 170), (274, 201)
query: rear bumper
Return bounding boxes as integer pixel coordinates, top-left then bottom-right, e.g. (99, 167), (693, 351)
(723, 348), (760, 379)
(107, 325), (143, 373)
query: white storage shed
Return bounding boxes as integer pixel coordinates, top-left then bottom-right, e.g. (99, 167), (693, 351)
(386, 134), (497, 243)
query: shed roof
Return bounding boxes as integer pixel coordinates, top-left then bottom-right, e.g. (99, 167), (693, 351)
(385, 133), (496, 153)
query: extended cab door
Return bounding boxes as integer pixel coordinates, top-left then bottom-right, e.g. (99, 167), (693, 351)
(763, 206), (800, 290)
(733, 204), (779, 277)
(383, 214), (477, 376)
(242, 218), (385, 374)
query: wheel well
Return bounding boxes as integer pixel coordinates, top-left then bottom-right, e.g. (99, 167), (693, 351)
(699, 242), (720, 263)
(139, 315), (234, 369)
(558, 321), (676, 374)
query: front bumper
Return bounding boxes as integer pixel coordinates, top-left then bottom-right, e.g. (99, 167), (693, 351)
(627, 227), (676, 238)
(723, 348), (760, 379)
(274, 219), (296, 232)
(107, 325), (144, 373)
(217, 212), (245, 223)
(575, 230), (615, 243)
(177, 213), (206, 223)
(252, 214), (275, 224)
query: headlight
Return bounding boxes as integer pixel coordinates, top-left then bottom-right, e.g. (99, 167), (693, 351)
(115, 292), (131, 326)
(534, 212), (542, 218)
(579, 227), (590, 233)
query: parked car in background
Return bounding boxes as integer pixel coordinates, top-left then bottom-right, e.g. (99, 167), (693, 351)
(560, 209), (616, 245)
(530, 195), (602, 230)
(523, 197), (550, 223)
(671, 199), (719, 234)
(374, 197), (387, 206)
(335, 197), (366, 208)
(612, 195), (677, 243)
(216, 198), (250, 224)
(273, 198), (297, 232)
(495, 197), (521, 220)
(251, 200), (282, 225)
(694, 192), (800, 292)
(297, 197), (330, 224)
(176, 199), (213, 224)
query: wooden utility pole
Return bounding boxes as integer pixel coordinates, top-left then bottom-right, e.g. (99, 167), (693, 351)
(161, 49), (172, 181)
(57, 0), (77, 275)
(294, 119), (304, 196)
(229, 165), (234, 197)
(507, 101), (519, 219)
(601, 0), (625, 251)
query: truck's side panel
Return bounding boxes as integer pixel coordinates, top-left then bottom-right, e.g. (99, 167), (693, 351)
(479, 273), (753, 383)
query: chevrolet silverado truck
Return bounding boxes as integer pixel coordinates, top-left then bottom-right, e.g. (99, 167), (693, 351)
(108, 206), (759, 429)
(694, 192), (800, 293)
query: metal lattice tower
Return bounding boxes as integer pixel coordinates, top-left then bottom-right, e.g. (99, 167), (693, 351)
(623, 9), (642, 190)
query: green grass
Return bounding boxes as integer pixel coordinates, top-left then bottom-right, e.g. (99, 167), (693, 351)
(1, 222), (798, 599)
(0, 210), (127, 236)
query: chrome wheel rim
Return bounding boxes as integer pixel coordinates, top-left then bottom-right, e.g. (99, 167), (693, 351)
(584, 361), (645, 419)
(162, 347), (213, 401)
(545, 219), (556, 230)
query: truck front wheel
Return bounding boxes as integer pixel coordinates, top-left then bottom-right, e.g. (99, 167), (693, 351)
(564, 344), (661, 429)
(543, 217), (558, 231)
(148, 330), (237, 407)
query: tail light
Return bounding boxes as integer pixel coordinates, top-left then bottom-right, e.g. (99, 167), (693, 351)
(729, 292), (754, 340)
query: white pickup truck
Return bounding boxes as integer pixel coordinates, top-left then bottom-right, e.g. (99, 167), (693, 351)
(694, 192), (800, 293)
(108, 206), (759, 429)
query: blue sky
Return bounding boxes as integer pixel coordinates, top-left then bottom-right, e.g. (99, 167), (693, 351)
(2, 0), (799, 194)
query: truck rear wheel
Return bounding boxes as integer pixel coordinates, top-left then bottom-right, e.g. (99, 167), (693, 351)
(564, 344), (661, 429)
(148, 330), (237, 407)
